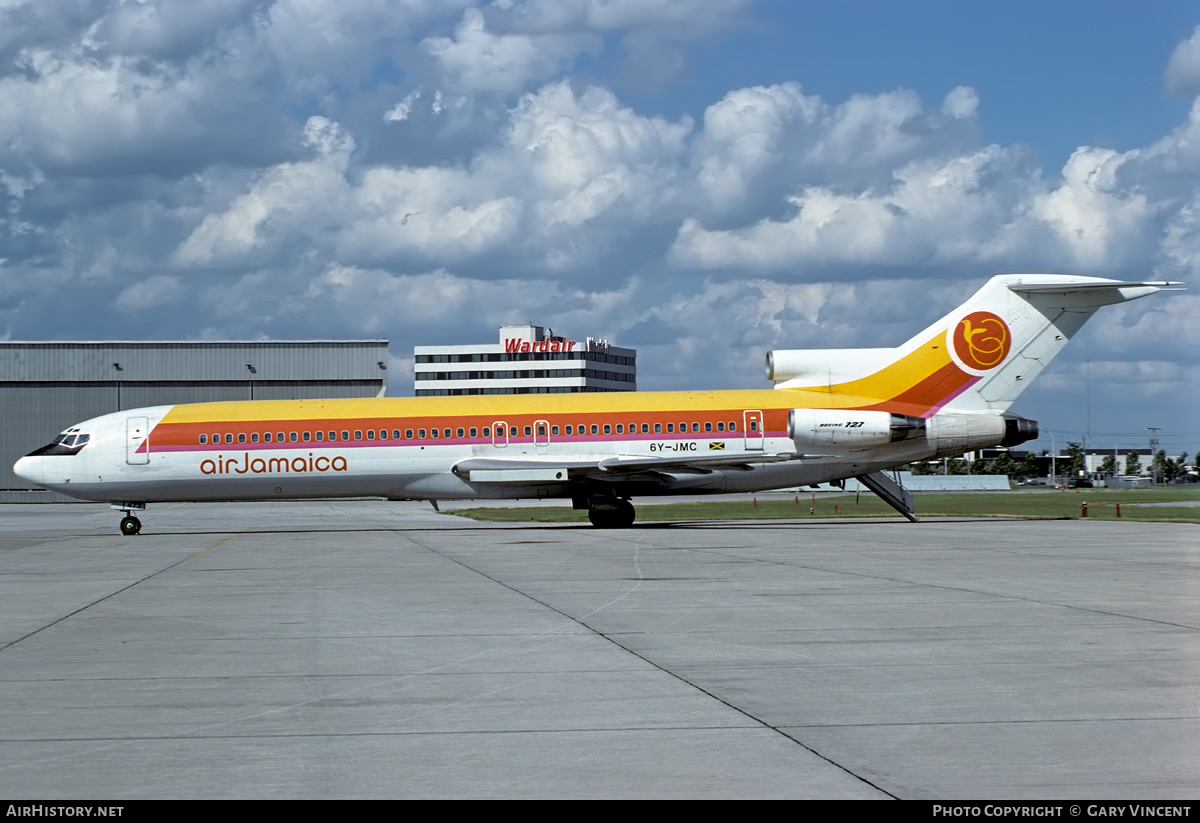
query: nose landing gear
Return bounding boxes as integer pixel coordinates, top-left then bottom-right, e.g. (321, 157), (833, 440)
(111, 502), (146, 536)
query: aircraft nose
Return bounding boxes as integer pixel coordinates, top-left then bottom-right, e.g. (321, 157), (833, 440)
(13, 456), (45, 487)
(14, 456), (34, 482)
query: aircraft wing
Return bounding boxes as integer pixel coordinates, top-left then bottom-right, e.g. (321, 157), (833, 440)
(451, 452), (820, 483)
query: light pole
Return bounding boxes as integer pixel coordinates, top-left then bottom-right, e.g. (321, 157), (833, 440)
(1049, 431), (1056, 487)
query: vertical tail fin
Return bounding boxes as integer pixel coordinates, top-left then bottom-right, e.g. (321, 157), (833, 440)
(771, 274), (1180, 416)
(934, 275), (1178, 413)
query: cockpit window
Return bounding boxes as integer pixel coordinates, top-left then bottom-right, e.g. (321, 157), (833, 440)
(26, 431), (91, 457)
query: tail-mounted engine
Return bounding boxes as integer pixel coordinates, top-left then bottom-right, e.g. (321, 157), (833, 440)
(787, 409), (925, 450)
(925, 412), (1038, 457)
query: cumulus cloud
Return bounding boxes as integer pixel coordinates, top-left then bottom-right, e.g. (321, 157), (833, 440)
(114, 274), (186, 313)
(423, 7), (600, 96)
(1166, 25), (1200, 94)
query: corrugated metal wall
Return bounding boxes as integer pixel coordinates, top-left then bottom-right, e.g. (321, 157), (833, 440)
(1, 341), (389, 500)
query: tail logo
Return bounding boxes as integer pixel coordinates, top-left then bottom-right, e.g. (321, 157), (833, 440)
(952, 311), (1010, 371)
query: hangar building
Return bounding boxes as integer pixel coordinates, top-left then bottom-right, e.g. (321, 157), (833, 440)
(1, 341), (389, 501)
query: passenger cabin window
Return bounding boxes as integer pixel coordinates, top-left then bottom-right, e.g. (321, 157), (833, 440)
(354, 431), (363, 441)
(238, 433), (246, 444)
(705, 422), (712, 432)
(366, 430), (375, 440)
(289, 432), (298, 442)
(666, 423), (674, 433)
(717, 422), (725, 432)
(251, 433), (259, 443)
(341, 430), (350, 441)
(303, 431), (311, 442)
(225, 434), (233, 444)
(457, 428), (465, 438)
(315, 431), (323, 441)
(199, 434), (207, 444)
(603, 424), (611, 434)
(470, 427), (478, 438)
(277, 432), (285, 443)
(641, 424), (649, 434)
(654, 423), (662, 433)
(418, 429), (426, 439)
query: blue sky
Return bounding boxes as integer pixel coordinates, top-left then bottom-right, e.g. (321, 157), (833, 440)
(0, 0), (1196, 457)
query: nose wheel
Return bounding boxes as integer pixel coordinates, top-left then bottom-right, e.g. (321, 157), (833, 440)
(111, 503), (147, 536)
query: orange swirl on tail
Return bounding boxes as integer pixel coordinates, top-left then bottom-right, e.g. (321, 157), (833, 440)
(953, 311), (1010, 370)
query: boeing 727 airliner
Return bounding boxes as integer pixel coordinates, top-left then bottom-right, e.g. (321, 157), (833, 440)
(13, 274), (1178, 534)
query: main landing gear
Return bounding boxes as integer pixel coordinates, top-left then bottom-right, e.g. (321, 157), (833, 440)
(587, 498), (636, 529)
(111, 502), (146, 536)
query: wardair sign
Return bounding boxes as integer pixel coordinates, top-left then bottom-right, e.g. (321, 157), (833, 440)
(201, 453), (349, 475)
(504, 338), (577, 353)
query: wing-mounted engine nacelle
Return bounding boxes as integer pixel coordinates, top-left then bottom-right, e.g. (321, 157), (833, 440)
(926, 412), (1038, 457)
(788, 409), (926, 450)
